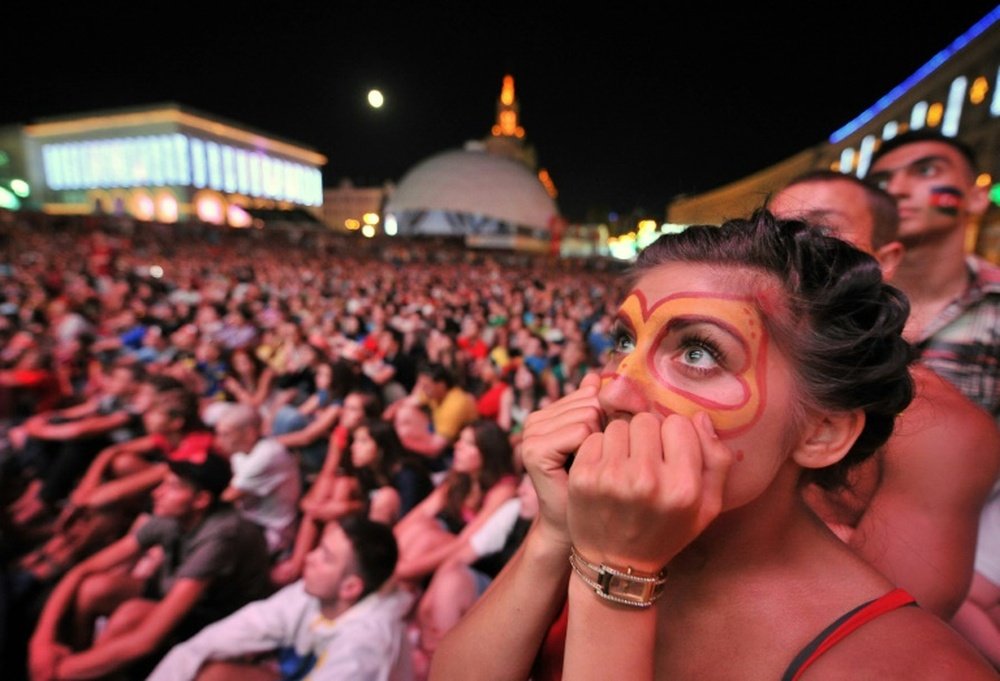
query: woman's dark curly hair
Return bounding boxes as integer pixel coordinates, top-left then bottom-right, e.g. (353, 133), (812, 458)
(630, 208), (915, 489)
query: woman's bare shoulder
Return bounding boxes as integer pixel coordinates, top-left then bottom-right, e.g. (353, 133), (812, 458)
(807, 604), (998, 680)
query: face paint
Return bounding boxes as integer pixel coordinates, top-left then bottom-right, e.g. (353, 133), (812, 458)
(605, 289), (768, 436)
(929, 185), (963, 216)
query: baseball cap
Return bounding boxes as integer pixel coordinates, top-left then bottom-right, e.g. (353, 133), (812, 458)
(167, 452), (232, 498)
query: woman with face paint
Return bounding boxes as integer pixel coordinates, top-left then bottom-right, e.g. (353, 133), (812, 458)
(431, 210), (999, 680)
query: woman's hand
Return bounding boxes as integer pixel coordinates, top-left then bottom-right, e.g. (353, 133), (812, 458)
(567, 411), (734, 572)
(520, 372), (604, 548)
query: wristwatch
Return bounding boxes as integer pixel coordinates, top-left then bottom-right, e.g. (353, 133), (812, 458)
(569, 546), (667, 608)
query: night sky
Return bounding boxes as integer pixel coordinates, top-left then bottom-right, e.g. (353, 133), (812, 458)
(6, 3), (998, 223)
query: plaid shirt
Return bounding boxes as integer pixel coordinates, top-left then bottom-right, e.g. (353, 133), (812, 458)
(915, 255), (1000, 425)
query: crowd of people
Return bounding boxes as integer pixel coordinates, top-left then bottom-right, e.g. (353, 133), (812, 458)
(0, 199), (623, 679)
(0, 129), (996, 680)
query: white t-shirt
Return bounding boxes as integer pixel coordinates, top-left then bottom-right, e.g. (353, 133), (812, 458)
(230, 437), (301, 555)
(147, 581), (415, 681)
(468, 497), (522, 557)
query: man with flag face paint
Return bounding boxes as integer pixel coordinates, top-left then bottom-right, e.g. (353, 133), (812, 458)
(770, 170), (1000, 623)
(865, 130), (999, 424)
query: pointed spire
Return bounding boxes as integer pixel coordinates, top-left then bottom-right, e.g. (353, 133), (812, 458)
(491, 74), (525, 139)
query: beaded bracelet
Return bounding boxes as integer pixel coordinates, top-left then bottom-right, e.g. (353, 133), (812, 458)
(568, 545), (667, 608)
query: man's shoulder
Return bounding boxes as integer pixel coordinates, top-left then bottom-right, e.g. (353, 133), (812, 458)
(339, 587), (414, 634)
(196, 506), (256, 537)
(967, 255), (1000, 292)
(885, 366), (1000, 483)
(253, 437), (292, 457)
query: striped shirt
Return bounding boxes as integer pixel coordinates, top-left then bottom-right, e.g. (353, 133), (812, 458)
(915, 255), (1000, 425)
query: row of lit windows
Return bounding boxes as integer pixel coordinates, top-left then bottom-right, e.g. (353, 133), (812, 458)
(838, 65), (1000, 178)
(41, 134), (323, 206)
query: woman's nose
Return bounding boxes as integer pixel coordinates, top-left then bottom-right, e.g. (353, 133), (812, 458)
(598, 358), (651, 418)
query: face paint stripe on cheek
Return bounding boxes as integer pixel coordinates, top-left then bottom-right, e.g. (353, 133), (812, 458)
(930, 185), (962, 216)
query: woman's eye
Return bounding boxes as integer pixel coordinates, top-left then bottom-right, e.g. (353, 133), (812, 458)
(613, 333), (635, 353)
(681, 345), (717, 368)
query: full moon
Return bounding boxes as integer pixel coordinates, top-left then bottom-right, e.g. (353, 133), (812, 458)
(367, 89), (384, 109)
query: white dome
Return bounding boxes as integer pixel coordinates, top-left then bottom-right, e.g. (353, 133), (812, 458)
(385, 148), (559, 230)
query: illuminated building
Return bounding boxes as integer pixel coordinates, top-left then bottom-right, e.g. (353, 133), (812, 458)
(384, 74), (565, 252)
(667, 7), (1000, 262)
(2, 102), (326, 227)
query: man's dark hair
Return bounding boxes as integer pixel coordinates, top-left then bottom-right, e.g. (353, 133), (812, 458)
(168, 453), (231, 500)
(340, 515), (398, 598)
(146, 373), (187, 393)
(418, 361), (455, 388)
(868, 130), (978, 174)
(776, 170), (901, 248)
(385, 326), (405, 349)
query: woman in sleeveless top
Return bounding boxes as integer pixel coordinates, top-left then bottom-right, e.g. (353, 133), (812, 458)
(393, 419), (518, 587)
(350, 417), (433, 525)
(432, 212), (998, 680)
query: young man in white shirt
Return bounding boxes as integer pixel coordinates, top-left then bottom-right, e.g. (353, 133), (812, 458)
(148, 516), (413, 681)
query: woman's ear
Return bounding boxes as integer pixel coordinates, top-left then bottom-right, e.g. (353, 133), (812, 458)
(792, 410), (866, 469)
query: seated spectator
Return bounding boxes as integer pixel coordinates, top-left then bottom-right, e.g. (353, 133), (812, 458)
(392, 420), (518, 587)
(412, 473), (537, 677)
(17, 380), (209, 583)
(220, 347), (274, 411)
(268, 359), (360, 477)
(350, 418), (433, 525)
(146, 516), (413, 681)
(27, 454), (272, 681)
(6, 359), (147, 526)
(384, 362), (478, 463)
(362, 326), (418, 407)
(269, 390), (382, 587)
(392, 402), (446, 469)
(0, 332), (63, 427)
(472, 356), (513, 433)
(211, 403), (301, 560)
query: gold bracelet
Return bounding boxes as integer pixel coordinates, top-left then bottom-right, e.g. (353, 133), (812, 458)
(568, 545), (667, 608)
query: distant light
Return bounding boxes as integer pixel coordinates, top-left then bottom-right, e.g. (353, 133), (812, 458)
(910, 101), (928, 130)
(228, 204), (252, 228)
(856, 135), (877, 178)
(384, 215), (398, 236)
(134, 192), (155, 221)
(344, 218), (360, 230)
(970, 76), (989, 105)
(156, 192), (178, 223)
(839, 147), (856, 174)
(149, 265), (164, 279)
(363, 212), (380, 225)
(361, 224), (376, 238)
(367, 90), (384, 109)
(9, 179), (29, 197)
(990, 184), (1000, 207)
(882, 121), (898, 140)
(976, 173), (992, 188)
(942, 77), (967, 137)
(926, 102), (944, 128)
(0, 186), (20, 210)
(992, 66), (1000, 116)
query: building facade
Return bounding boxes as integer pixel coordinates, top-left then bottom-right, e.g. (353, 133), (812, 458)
(667, 7), (1000, 262)
(3, 102), (326, 228)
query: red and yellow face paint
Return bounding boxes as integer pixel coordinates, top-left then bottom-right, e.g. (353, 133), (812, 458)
(603, 289), (769, 437)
